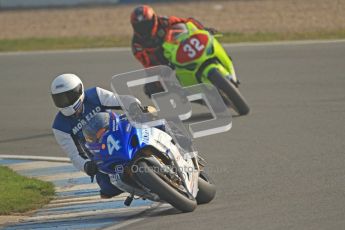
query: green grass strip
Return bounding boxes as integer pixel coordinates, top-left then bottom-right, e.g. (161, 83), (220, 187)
(0, 31), (345, 52)
(0, 165), (55, 215)
(219, 30), (345, 43)
(0, 36), (130, 52)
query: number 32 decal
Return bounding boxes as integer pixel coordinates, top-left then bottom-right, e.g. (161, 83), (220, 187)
(177, 34), (209, 63)
(183, 38), (205, 58)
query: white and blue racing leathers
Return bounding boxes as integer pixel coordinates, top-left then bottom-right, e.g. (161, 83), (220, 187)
(52, 87), (139, 172)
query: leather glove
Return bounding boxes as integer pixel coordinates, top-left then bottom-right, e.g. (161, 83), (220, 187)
(140, 105), (157, 113)
(84, 161), (98, 176)
(146, 105), (157, 114)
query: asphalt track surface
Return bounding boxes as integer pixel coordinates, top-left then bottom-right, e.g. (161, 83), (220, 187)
(1, 41), (344, 230)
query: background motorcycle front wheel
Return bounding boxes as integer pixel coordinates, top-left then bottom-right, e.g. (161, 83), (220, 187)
(135, 161), (197, 212)
(208, 68), (250, 115)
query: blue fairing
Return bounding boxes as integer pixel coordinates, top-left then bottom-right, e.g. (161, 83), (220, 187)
(93, 113), (147, 174)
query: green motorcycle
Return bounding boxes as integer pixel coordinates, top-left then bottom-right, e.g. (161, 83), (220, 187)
(162, 22), (250, 115)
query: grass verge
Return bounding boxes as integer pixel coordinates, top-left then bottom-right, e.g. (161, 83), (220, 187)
(0, 30), (345, 52)
(0, 166), (55, 215)
(219, 30), (345, 43)
(0, 36), (130, 52)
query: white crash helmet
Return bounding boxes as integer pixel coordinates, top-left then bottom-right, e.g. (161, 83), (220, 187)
(51, 73), (85, 116)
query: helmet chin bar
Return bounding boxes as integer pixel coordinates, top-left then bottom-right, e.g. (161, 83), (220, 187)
(60, 94), (84, 116)
(60, 106), (77, 116)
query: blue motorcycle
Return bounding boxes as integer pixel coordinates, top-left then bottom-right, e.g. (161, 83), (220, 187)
(82, 111), (216, 212)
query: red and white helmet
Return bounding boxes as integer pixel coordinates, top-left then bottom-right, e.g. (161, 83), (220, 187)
(51, 73), (84, 116)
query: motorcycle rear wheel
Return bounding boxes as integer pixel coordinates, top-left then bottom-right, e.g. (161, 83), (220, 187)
(135, 161), (197, 212)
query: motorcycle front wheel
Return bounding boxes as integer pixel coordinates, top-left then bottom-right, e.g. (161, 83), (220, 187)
(135, 160), (197, 212)
(196, 171), (216, 204)
(208, 68), (250, 115)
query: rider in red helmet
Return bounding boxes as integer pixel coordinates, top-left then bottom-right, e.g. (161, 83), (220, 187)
(130, 5), (212, 68)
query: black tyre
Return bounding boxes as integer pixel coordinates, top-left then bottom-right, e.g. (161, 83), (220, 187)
(196, 172), (216, 204)
(135, 161), (197, 212)
(208, 68), (250, 115)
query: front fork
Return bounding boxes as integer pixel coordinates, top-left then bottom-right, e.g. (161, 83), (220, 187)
(225, 54), (240, 85)
(202, 63), (239, 86)
(212, 39), (240, 85)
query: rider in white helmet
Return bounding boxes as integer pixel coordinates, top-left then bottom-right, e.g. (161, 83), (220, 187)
(51, 73), (140, 198)
(51, 73), (85, 116)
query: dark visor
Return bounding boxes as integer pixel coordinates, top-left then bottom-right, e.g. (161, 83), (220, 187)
(52, 84), (83, 108)
(133, 17), (155, 37)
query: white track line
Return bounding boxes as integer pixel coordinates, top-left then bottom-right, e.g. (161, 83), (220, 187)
(51, 194), (128, 204)
(103, 217), (147, 230)
(55, 183), (99, 192)
(0, 154), (70, 162)
(26, 206), (151, 222)
(8, 161), (70, 171)
(101, 203), (171, 230)
(50, 195), (101, 204)
(37, 171), (85, 181)
(45, 196), (128, 208)
(1, 39), (344, 56)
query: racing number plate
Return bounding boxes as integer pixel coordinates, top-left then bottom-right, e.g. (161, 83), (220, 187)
(176, 34), (209, 64)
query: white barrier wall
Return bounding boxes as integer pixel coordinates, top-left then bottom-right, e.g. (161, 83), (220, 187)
(0, 0), (120, 8)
